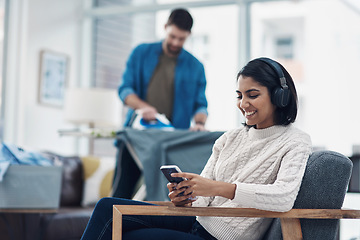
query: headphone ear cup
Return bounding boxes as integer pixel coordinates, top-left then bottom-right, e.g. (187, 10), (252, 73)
(272, 87), (290, 108)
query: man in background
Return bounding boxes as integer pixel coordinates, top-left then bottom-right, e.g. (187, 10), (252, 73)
(113, 8), (208, 199)
(118, 8), (208, 131)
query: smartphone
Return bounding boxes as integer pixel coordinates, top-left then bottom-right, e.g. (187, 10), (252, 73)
(160, 165), (185, 184)
(160, 165), (197, 201)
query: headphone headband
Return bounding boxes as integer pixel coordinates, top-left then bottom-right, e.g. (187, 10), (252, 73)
(257, 57), (290, 108)
(257, 57), (288, 89)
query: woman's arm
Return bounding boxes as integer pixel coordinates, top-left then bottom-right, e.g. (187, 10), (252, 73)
(232, 137), (312, 212)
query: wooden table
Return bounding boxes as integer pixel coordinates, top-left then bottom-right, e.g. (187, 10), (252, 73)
(112, 204), (360, 240)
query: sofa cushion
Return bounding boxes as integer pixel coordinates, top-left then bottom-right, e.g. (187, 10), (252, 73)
(81, 156), (115, 206)
(0, 213), (42, 240)
(41, 207), (93, 240)
(42, 152), (84, 206)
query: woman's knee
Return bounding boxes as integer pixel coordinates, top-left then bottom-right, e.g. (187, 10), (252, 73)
(95, 197), (147, 211)
(94, 197), (120, 214)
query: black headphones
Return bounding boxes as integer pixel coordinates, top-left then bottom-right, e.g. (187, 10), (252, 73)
(258, 57), (290, 108)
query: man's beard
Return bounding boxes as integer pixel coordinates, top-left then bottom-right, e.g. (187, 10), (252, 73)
(166, 43), (181, 56)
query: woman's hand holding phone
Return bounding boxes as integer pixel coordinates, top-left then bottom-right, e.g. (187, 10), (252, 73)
(166, 182), (196, 206)
(161, 165), (197, 206)
(161, 165), (237, 205)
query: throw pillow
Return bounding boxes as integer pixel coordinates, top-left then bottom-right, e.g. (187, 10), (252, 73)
(81, 156), (115, 206)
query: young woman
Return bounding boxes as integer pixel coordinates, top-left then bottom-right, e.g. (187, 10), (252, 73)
(80, 57), (312, 240)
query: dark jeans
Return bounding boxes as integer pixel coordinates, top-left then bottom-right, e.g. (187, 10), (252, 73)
(80, 198), (216, 240)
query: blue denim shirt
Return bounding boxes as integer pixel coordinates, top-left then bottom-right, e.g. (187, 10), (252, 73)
(118, 41), (208, 129)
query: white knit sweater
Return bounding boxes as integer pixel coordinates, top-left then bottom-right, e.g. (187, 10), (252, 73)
(192, 124), (312, 240)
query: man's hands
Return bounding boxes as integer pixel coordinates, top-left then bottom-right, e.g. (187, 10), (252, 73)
(125, 93), (209, 130)
(189, 123), (206, 132)
(190, 113), (207, 132)
(167, 172), (236, 207)
(125, 94), (158, 121)
(137, 106), (158, 121)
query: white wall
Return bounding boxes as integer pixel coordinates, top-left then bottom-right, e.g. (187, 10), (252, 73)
(303, 0), (360, 155)
(251, 0), (360, 156)
(4, 0), (84, 154)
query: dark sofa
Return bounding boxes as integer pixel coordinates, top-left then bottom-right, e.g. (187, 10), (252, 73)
(0, 152), (93, 240)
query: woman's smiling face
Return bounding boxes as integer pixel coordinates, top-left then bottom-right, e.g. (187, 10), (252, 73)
(236, 75), (277, 129)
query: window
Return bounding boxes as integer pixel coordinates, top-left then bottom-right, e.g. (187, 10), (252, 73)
(275, 37), (293, 59)
(0, 0), (7, 140)
(92, 0), (156, 88)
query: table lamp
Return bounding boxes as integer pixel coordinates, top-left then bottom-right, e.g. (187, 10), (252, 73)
(63, 88), (122, 154)
(63, 88), (121, 129)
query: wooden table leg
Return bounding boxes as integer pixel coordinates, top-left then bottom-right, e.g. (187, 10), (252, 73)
(280, 218), (303, 240)
(113, 206), (123, 240)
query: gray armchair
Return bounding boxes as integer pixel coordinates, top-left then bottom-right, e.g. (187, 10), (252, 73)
(112, 150), (357, 240)
(263, 150), (353, 240)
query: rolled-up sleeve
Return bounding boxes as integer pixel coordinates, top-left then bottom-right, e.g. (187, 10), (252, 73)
(118, 47), (139, 103)
(119, 87), (134, 102)
(193, 63), (208, 116)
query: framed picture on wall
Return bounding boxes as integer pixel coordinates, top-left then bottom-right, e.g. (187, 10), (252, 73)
(38, 50), (69, 108)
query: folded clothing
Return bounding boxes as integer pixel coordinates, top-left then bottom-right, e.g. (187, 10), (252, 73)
(0, 142), (53, 181)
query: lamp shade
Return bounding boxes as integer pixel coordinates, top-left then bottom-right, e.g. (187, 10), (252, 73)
(63, 88), (121, 127)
